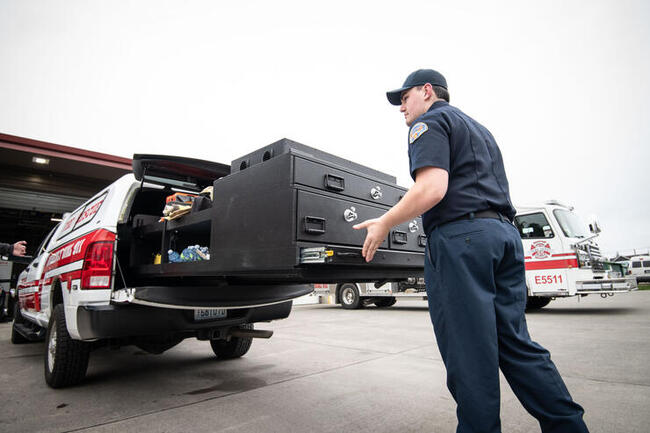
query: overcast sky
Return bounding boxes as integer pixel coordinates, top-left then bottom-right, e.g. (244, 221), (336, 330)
(1, 0), (649, 256)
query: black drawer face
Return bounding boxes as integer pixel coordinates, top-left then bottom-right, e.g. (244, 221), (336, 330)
(390, 219), (426, 252)
(296, 190), (388, 248)
(294, 157), (404, 207)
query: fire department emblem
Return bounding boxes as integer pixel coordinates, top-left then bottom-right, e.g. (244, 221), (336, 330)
(530, 241), (552, 259)
(409, 122), (429, 144)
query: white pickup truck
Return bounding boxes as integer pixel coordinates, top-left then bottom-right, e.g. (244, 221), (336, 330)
(12, 139), (425, 387)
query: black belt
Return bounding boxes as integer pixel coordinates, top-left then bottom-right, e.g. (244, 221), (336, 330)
(444, 209), (506, 225)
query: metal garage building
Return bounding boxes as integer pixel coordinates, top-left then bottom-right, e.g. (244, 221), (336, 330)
(0, 132), (131, 258)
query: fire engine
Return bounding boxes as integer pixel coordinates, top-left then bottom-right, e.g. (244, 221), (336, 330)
(322, 201), (636, 310)
(515, 200), (636, 308)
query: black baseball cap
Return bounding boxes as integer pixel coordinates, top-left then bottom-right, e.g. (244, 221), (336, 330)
(386, 69), (447, 105)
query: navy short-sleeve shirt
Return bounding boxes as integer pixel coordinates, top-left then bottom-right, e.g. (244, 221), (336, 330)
(408, 100), (516, 233)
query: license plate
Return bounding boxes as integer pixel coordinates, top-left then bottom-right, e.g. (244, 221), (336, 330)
(194, 308), (227, 321)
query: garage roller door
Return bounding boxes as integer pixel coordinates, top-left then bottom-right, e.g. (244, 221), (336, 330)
(0, 187), (86, 214)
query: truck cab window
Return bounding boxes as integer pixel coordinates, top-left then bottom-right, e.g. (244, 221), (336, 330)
(553, 209), (590, 239)
(514, 213), (554, 239)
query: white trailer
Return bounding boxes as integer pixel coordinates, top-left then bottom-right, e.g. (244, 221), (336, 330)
(314, 278), (426, 309)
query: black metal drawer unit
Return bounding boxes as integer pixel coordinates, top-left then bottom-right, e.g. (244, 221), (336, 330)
(129, 139), (425, 285)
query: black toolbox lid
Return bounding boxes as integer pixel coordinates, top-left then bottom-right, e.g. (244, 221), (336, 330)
(133, 154), (231, 191)
(230, 138), (397, 184)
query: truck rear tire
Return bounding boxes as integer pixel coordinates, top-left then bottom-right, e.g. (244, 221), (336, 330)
(339, 283), (363, 309)
(44, 304), (91, 388)
(526, 295), (552, 311)
(11, 302), (29, 344)
(210, 324), (254, 359)
(374, 297), (397, 308)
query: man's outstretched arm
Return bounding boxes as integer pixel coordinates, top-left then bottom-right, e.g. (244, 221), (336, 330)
(353, 166), (448, 262)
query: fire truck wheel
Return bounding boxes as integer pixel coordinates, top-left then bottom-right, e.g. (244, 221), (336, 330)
(525, 295), (552, 311)
(10, 302), (29, 344)
(339, 283), (363, 309)
(374, 297), (397, 308)
(44, 304), (91, 388)
(210, 324), (254, 359)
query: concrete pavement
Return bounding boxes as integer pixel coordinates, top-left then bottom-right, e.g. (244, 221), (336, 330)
(1, 291), (649, 432)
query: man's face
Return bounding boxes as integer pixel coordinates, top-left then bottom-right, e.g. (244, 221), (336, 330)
(400, 86), (429, 126)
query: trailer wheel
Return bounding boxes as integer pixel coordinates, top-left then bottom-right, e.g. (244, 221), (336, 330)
(526, 295), (551, 311)
(210, 324), (253, 359)
(44, 304), (91, 388)
(11, 301), (29, 344)
(374, 297), (397, 308)
(339, 283), (363, 309)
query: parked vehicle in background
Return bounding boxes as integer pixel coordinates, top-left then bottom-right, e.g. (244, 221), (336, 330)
(326, 200), (637, 311)
(315, 277), (426, 309)
(514, 200), (636, 309)
(0, 255), (31, 322)
(628, 255), (650, 282)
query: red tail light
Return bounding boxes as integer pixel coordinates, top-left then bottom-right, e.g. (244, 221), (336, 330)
(81, 241), (114, 289)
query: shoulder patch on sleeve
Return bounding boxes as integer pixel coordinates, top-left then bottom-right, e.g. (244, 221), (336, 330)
(409, 122), (429, 144)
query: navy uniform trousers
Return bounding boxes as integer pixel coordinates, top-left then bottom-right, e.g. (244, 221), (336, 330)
(425, 217), (589, 433)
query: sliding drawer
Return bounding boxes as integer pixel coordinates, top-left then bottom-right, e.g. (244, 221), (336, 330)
(294, 157), (404, 207)
(296, 190), (388, 248)
(389, 219), (426, 252)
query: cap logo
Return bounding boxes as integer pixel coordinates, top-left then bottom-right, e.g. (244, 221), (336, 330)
(409, 122), (428, 144)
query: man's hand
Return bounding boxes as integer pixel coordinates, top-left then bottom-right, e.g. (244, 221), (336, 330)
(353, 218), (390, 262)
(353, 167), (448, 263)
(12, 241), (27, 257)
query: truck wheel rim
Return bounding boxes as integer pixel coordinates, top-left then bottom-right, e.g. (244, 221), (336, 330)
(48, 328), (57, 371)
(342, 288), (355, 304)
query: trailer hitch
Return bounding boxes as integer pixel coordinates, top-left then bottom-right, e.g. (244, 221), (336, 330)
(229, 328), (274, 339)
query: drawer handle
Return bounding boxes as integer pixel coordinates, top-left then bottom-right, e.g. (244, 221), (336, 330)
(336, 252), (361, 258)
(324, 174), (345, 192)
(418, 234), (427, 247)
(370, 186), (383, 200)
(392, 230), (408, 244)
(304, 216), (326, 234)
(343, 207), (358, 222)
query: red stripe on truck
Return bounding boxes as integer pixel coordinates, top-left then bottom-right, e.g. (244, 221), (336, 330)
(525, 253), (577, 260)
(525, 258), (579, 270)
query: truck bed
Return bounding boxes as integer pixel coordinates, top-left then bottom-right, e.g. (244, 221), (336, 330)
(119, 139), (425, 289)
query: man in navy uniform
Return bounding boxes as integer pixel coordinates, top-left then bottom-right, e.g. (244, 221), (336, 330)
(354, 69), (589, 433)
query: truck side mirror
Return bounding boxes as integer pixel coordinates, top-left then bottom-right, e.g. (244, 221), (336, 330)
(588, 215), (602, 234)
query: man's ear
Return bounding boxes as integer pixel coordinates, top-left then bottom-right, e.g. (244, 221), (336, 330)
(423, 83), (434, 100)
